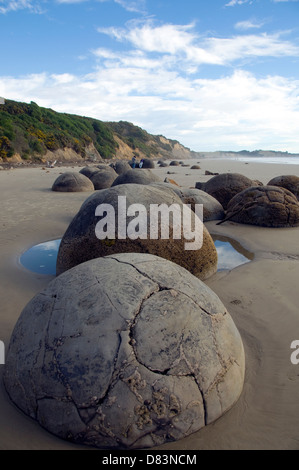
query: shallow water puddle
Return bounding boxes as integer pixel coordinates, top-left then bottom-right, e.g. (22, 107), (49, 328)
(20, 239), (61, 275)
(19, 235), (253, 275)
(212, 235), (254, 271)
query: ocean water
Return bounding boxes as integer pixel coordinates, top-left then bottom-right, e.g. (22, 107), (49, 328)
(203, 155), (299, 165)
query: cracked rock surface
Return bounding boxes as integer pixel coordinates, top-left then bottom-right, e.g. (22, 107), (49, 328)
(56, 183), (218, 280)
(4, 253), (245, 450)
(222, 185), (299, 227)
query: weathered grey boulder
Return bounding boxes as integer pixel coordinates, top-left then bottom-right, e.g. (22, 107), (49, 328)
(4, 253), (245, 450)
(159, 162), (168, 167)
(191, 165), (201, 170)
(196, 173), (254, 210)
(267, 175), (299, 200)
(169, 160), (180, 166)
(90, 170), (117, 190)
(142, 158), (155, 169)
(218, 185), (299, 227)
(56, 183), (218, 280)
(113, 160), (132, 175)
(179, 188), (225, 222)
(52, 172), (94, 192)
(111, 169), (161, 186)
(79, 166), (101, 179)
(150, 184), (225, 222)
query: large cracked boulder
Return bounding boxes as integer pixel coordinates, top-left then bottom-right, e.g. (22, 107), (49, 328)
(4, 253), (245, 450)
(219, 185), (299, 227)
(196, 173), (254, 210)
(52, 172), (94, 192)
(56, 183), (218, 280)
(267, 175), (299, 200)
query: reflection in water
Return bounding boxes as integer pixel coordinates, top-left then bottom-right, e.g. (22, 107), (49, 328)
(20, 239), (61, 275)
(19, 235), (254, 275)
(212, 235), (254, 271)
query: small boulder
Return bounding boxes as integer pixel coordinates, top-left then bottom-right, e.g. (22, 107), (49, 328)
(52, 172), (94, 192)
(112, 169), (161, 186)
(113, 160), (132, 175)
(142, 158), (155, 169)
(90, 170), (117, 190)
(267, 175), (299, 200)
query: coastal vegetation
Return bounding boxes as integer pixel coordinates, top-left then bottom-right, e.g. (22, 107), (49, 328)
(0, 98), (192, 162)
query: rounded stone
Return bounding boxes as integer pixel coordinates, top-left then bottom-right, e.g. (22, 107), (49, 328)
(221, 185), (299, 227)
(169, 160), (180, 166)
(196, 173), (254, 210)
(113, 161), (132, 175)
(79, 166), (101, 179)
(90, 170), (117, 190)
(52, 172), (94, 192)
(150, 184), (225, 222)
(4, 253), (245, 450)
(179, 188), (225, 222)
(141, 158), (155, 169)
(56, 183), (218, 280)
(267, 175), (299, 200)
(111, 169), (161, 186)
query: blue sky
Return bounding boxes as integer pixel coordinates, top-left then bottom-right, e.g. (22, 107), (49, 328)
(0, 0), (299, 152)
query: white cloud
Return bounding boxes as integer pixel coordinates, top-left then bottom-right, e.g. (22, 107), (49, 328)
(0, 0), (43, 13)
(98, 22), (299, 68)
(225, 0), (251, 6)
(1, 66), (299, 152)
(235, 19), (265, 30)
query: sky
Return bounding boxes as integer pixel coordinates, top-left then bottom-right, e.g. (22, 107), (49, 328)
(0, 0), (299, 153)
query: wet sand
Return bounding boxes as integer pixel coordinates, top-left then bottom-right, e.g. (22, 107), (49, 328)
(1, 158), (299, 450)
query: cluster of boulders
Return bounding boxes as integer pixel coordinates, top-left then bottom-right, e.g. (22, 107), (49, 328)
(3, 160), (247, 450)
(195, 173), (299, 228)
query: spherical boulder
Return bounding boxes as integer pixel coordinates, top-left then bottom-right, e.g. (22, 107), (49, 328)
(79, 166), (101, 179)
(267, 175), (299, 200)
(196, 173), (254, 210)
(111, 169), (161, 186)
(56, 183), (218, 280)
(219, 185), (299, 227)
(90, 170), (117, 190)
(141, 158), (155, 169)
(4, 253), (245, 450)
(180, 188), (225, 222)
(150, 185), (225, 222)
(113, 160), (132, 175)
(169, 160), (180, 166)
(52, 172), (94, 192)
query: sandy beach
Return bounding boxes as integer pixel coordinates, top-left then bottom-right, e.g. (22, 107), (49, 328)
(1, 157), (299, 450)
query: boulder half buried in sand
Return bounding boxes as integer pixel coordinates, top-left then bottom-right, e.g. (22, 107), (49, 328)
(52, 172), (94, 192)
(4, 253), (245, 450)
(218, 185), (299, 227)
(56, 183), (218, 280)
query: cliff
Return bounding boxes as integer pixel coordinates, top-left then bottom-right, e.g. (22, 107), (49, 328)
(0, 99), (199, 164)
